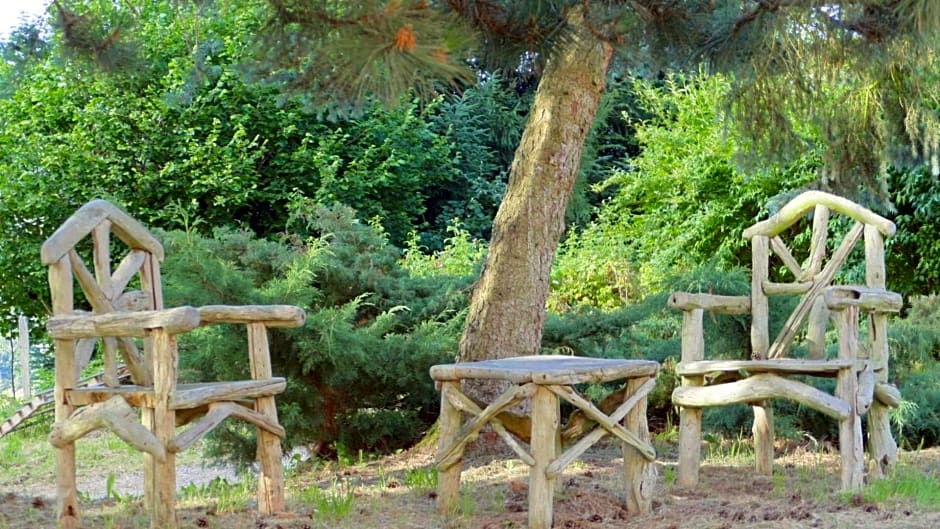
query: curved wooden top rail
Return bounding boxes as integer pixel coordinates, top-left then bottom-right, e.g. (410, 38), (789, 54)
(41, 199), (164, 265)
(742, 191), (896, 240)
(430, 355), (659, 385)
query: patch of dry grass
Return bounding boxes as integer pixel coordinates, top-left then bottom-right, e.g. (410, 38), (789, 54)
(1, 431), (938, 529)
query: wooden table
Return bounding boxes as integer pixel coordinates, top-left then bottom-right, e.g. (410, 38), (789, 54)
(430, 355), (659, 529)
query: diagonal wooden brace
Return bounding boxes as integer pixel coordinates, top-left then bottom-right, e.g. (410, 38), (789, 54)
(443, 384), (535, 466)
(49, 395), (166, 462)
(436, 383), (537, 471)
(545, 383), (656, 478)
(170, 402), (285, 453)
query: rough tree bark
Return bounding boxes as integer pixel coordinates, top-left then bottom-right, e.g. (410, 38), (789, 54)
(458, 8), (614, 387)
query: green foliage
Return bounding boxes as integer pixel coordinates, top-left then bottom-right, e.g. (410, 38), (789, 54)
(549, 73), (818, 310)
(0, 0), (474, 332)
(423, 78), (527, 246)
(159, 204), (471, 465)
(401, 220), (487, 279)
(308, 97), (463, 246)
(887, 167), (940, 295)
(888, 296), (940, 447)
(252, 0), (477, 113)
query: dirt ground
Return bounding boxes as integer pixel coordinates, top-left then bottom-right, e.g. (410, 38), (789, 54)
(2, 438), (938, 529)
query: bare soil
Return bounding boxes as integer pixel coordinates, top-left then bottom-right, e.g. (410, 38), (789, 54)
(1, 436), (938, 529)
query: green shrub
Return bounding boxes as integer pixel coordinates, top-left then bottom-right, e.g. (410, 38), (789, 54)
(159, 204), (471, 466)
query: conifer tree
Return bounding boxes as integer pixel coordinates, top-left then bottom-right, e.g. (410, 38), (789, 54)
(51, 0), (940, 372)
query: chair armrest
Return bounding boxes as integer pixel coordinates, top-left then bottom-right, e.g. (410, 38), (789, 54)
(668, 292), (751, 314)
(197, 305), (306, 328)
(47, 306), (200, 339)
(823, 286), (902, 313)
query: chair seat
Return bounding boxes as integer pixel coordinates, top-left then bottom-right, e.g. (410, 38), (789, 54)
(66, 377), (287, 409)
(675, 359), (865, 378)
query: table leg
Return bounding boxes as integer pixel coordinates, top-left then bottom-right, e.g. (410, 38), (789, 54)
(623, 376), (654, 514)
(437, 381), (463, 515)
(529, 385), (559, 529)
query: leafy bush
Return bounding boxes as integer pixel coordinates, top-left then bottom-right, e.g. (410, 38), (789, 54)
(159, 204), (471, 465)
(888, 295), (940, 447)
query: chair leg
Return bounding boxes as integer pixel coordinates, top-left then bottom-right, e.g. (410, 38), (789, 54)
(56, 443), (81, 529)
(151, 330), (178, 529)
(868, 402), (898, 478)
(753, 404), (774, 476)
(247, 323), (286, 514)
(676, 405), (702, 487)
(256, 397), (286, 514)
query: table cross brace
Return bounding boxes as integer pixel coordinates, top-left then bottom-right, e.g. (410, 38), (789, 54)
(546, 378), (657, 478)
(436, 382), (537, 470)
(441, 384), (536, 467)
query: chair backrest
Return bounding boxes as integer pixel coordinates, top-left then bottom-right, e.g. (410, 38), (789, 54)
(41, 199), (166, 386)
(741, 191), (895, 362)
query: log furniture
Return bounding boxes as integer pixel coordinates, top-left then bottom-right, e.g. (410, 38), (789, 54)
(42, 200), (306, 529)
(430, 355), (659, 529)
(669, 191), (902, 490)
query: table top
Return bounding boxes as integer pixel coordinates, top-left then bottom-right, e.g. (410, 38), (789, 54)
(430, 355), (659, 385)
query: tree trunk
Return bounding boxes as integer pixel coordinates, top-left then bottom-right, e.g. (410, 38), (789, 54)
(458, 9), (613, 379)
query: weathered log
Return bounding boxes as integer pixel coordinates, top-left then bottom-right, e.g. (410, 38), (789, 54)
(41, 199), (164, 265)
(865, 225), (898, 477)
(49, 255), (80, 529)
(114, 290), (153, 312)
(762, 281), (814, 296)
(676, 358), (859, 377)
(769, 236), (804, 278)
(109, 250), (148, 300)
(622, 376), (655, 514)
(835, 306), (864, 489)
(768, 222), (864, 359)
(430, 355), (657, 385)
(198, 305), (306, 328)
(442, 384), (535, 466)
(436, 383), (536, 470)
(247, 322), (286, 515)
(806, 296), (830, 360)
(67, 385), (155, 407)
(667, 292), (750, 314)
(874, 382), (902, 408)
(823, 286), (903, 312)
(546, 385), (655, 462)
(170, 402), (284, 453)
(436, 381), (463, 515)
(677, 307), (705, 487)
(672, 373), (851, 420)
(150, 329), (178, 528)
(49, 396), (165, 461)
(742, 191), (895, 240)
(170, 379), (287, 410)
(805, 204), (830, 279)
(529, 386), (559, 529)
(856, 366), (874, 414)
(47, 307), (200, 339)
(547, 377), (657, 478)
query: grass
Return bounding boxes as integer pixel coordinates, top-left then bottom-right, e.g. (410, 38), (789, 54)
(855, 458), (940, 508)
(178, 475), (256, 513)
(2, 427), (940, 529)
(298, 477), (357, 521)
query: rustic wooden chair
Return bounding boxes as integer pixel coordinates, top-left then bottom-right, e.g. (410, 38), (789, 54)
(41, 200), (305, 529)
(668, 191), (902, 490)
